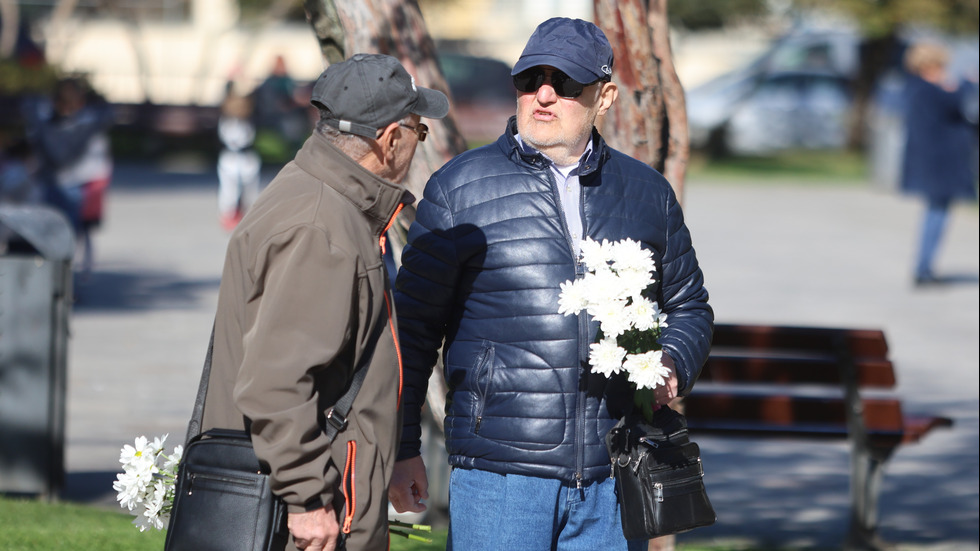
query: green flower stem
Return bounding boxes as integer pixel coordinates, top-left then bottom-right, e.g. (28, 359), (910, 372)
(390, 529), (433, 542)
(388, 520), (431, 532)
(633, 386), (655, 424)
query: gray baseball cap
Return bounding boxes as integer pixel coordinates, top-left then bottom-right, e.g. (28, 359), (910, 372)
(311, 53), (449, 138)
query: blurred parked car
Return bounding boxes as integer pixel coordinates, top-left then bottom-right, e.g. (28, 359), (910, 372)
(686, 27), (859, 156)
(438, 53), (515, 145)
(687, 25), (978, 160)
(692, 70), (853, 156)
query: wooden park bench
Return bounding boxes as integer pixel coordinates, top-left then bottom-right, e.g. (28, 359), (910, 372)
(683, 323), (953, 550)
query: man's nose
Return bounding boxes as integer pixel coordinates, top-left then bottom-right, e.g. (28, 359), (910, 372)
(535, 79), (558, 103)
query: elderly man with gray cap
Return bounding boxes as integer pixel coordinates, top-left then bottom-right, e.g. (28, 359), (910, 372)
(201, 53), (447, 551)
(390, 17), (712, 550)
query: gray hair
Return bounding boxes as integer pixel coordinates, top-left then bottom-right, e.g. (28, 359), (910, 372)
(314, 109), (415, 160)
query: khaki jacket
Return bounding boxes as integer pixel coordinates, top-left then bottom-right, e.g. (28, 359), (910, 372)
(202, 133), (406, 550)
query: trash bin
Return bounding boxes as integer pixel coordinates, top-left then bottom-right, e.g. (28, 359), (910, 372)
(0, 205), (73, 498)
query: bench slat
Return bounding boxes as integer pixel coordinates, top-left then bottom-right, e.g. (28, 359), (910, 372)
(700, 354), (897, 387)
(684, 393), (904, 430)
(712, 323), (889, 358)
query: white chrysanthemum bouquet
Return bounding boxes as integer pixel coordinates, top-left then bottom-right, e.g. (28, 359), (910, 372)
(113, 434), (182, 531)
(558, 237), (669, 420)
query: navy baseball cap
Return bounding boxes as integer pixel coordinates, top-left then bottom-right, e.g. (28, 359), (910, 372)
(511, 18), (614, 84)
(311, 53), (449, 138)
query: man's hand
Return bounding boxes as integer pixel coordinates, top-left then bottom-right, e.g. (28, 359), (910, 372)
(654, 353), (679, 405)
(388, 455), (429, 513)
(287, 505), (340, 551)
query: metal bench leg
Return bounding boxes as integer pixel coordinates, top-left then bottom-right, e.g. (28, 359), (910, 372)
(845, 444), (896, 551)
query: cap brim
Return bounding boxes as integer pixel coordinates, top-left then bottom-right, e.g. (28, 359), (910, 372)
(412, 87), (450, 119)
(512, 54), (598, 84)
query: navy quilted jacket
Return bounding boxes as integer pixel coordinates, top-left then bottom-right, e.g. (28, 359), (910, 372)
(395, 117), (712, 483)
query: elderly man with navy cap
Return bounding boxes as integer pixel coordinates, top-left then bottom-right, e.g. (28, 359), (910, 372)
(390, 17), (713, 550)
(201, 53), (447, 551)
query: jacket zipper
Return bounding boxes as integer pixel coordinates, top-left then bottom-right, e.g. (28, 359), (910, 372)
(473, 342), (495, 434)
(187, 471), (256, 495)
(544, 166), (589, 487)
(341, 440), (357, 534)
(380, 203), (405, 405)
(378, 203), (404, 255)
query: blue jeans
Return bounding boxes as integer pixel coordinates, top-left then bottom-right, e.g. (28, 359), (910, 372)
(915, 197), (951, 278)
(447, 468), (646, 551)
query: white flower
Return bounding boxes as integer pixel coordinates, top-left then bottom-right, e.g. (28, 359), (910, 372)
(590, 338), (626, 377)
(557, 279), (590, 316)
(624, 350), (672, 390)
(627, 298), (659, 332)
(592, 299), (631, 338)
(618, 270), (654, 300)
(583, 271), (628, 314)
(580, 237), (613, 269)
(163, 445), (183, 473)
(610, 238), (655, 275)
(116, 434), (182, 531)
(119, 435), (151, 465)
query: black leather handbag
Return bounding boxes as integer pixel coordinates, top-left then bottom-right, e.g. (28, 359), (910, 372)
(164, 327), (365, 550)
(164, 429), (288, 551)
(605, 406), (716, 540)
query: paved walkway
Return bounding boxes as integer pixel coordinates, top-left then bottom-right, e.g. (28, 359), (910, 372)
(58, 163), (978, 549)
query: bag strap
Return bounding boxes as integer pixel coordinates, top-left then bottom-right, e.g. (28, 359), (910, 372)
(185, 322), (369, 446)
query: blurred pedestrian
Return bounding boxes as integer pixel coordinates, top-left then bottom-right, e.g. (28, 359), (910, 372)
(201, 53), (448, 551)
(216, 85), (261, 230)
(899, 41), (979, 286)
(253, 54), (310, 159)
(22, 76), (113, 279)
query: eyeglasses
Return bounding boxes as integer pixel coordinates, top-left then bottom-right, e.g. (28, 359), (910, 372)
(399, 122), (428, 142)
(512, 67), (607, 99)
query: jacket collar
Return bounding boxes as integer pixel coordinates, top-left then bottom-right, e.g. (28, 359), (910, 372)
(500, 115), (608, 177)
(293, 132), (414, 235)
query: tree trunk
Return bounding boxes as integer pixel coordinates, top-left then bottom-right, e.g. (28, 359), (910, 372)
(594, 0), (689, 204)
(304, 0), (465, 429)
(0, 0), (18, 58)
(303, 0), (466, 202)
(595, 3), (688, 549)
(847, 33), (899, 151)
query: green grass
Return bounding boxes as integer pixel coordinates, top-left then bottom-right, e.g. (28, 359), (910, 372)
(687, 149), (869, 184)
(0, 496), (835, 550)
(0, 495), (448, 550)
(0, 496), (167, 550)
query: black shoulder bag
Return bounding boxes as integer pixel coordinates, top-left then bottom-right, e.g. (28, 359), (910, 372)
(605, 405), (716, 540)
(164, 327), (367, 551)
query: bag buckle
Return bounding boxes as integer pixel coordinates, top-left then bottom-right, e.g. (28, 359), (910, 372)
(325, 408), (349, 432)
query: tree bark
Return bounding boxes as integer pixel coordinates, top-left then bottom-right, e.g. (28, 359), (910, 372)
(595, 4), (688, 550)
(303, 0), (466, 202)
(0, 0), (18, 58)
(304, 0), (465, 429)
(595, 0), (689, 204)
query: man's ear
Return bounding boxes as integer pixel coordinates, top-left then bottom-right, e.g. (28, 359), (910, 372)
(376, 122), (401, 163)
(596, 81), (619, 116)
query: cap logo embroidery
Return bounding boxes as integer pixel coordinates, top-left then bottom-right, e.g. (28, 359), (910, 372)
(410, 75), (418, 92)
(601, 65), (612, 76)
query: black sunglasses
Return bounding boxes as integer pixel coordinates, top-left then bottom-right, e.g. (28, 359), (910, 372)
(512, 67), (606, 99)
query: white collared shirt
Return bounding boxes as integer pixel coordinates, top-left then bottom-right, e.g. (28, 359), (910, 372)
(516, 134), (592, 256)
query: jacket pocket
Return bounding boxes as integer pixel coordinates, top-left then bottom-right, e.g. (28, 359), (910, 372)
(472, 341), (496, 434)
(341, 440), (357, 534)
